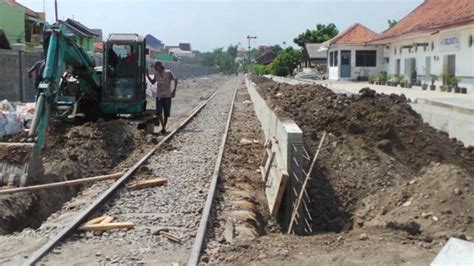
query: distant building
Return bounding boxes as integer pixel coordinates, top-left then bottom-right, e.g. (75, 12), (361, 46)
(145, 34), (164, 59)
(302, 43), (327, 68)
(91, 29), (103, 41)
(370, 0), (474, 91)
(322, 23), (383, 80)
(0, 0), (45, 48)
(256, 50), (277, 65)
(179, 43), (191, 51)
(59, 18), (98, 53)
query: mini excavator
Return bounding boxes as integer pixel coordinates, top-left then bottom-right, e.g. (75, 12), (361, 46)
(0, 22), (149, 186)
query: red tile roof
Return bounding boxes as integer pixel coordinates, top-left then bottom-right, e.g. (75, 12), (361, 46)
(371, 0), (474, 44)
(326, 23), (377, 45)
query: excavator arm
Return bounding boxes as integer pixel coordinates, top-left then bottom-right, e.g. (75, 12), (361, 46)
(0, 23), (101, 186)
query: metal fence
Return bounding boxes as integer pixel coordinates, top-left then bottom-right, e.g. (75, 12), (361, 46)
(0, 49), (43, 102)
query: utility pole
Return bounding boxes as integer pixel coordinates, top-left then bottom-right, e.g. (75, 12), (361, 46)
(246, 35), (257, 73)
(54, 0), (58, 22)
(247, 35), (257, 50)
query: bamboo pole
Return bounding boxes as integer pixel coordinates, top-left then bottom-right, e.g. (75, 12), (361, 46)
(287, 131), (326, 234)
(0, 172), (124, 195)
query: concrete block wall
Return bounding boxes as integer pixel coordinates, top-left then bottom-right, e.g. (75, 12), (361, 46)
(245, 76), (304, 171)
(0, 49), (43, 102)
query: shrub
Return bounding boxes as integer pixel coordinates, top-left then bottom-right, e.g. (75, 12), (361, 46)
(267, 48), (302, 77)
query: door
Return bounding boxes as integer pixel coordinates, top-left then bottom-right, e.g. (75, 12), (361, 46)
(404, 58), (416, 84)
(340, 50), (351, 78)
(425, 56), (431, 78)
(395, 59), (401, 76)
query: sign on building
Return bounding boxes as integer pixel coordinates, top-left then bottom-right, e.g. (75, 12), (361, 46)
(439, 34), (461, 53)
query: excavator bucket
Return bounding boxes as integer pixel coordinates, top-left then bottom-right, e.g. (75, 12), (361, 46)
(0, 143), (44, 187)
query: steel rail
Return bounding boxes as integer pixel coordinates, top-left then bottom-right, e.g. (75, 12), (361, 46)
(187, 77), (240, 266)
(23, 80), (229, 266)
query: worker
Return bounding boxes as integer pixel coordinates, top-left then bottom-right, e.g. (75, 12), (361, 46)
(28, 59), (46, 91)
(146, 61), (178, 134)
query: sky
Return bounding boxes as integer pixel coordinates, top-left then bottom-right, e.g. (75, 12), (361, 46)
(17, 0), (423, 52)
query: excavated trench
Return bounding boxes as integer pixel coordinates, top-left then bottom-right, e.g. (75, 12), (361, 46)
(252, 76), (474, 238)
(0, 119), (148, 234)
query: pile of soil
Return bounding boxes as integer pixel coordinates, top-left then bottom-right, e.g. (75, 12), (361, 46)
(0, 119), (148, 234)
(251, 76), (474, 240)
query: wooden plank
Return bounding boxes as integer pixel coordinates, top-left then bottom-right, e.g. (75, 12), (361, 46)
(100, 216), (114, 224)
(126, 178), (168, 190)
(287, 131), (326, 234)
(265, 166), (289, 217)
(84, 216), (108, 226)
(79, 222), (134, 231)
(0, 172), (124, 195)
(262, 151), (275, 183)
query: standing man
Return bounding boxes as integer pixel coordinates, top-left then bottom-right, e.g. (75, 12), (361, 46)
(146, 61), (178, 134)
(28, 59), (46, 91)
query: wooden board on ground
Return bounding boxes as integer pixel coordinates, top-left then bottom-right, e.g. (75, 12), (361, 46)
(79, 222), (134, 231)
(126, 178), (168, 190)
(265, 166), (289, 217)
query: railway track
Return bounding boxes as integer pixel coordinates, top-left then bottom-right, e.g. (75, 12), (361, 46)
(23, 77), (240, 265)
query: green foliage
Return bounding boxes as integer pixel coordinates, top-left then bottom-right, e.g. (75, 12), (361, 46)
(396, 74), (405, 83)
(270, 45), (283, 55)
(267, 47), (302, 76)
(198, 47), (237, 74)
(293, 23), (339, 47)
(388, 19), (397, 28)
(447, 75), (461, 87)
(430, 74), (438, 85)
(441, 72), (451, 85)
(378, 71), (388, 82)
(251, 64), (268, 75)
(226, 44), (238, 59)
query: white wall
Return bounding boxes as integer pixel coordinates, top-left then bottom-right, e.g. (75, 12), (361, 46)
(327, 45), (385, 80)
(385, 25), (474, 91)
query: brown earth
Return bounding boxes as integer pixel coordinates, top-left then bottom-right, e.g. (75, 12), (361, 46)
(251, 76), (473, 242)
(0, 119), (149, 234)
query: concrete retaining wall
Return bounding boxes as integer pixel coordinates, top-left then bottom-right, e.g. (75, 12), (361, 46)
(0, 49), (43, 102)
(411, 100), (474, 147)
(245, 76), (304, 171)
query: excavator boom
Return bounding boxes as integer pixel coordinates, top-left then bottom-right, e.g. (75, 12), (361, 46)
(0, 22), (101, 186)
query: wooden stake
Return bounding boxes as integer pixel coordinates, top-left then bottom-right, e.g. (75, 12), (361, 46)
(0, 172), (124, 195)
(287, 131), (326, 234)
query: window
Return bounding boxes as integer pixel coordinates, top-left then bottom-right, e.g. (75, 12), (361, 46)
(329, 51), (333, 66)
(334, 51), (338, 66)
(355, 50), (376, 67)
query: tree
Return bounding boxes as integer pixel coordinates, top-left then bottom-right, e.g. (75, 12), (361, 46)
(388, 19), (397, 28)
(267, 47), (302, 77)
(293, 23), (339, 47)
(198, 48), (237, 74)
(270, 45), (283, 55)
(226, 44), (238, 59)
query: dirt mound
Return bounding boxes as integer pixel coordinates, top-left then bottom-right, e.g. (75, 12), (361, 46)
(251, 76), (474, 238)
(44, 119), (145, 178)
(0, 119), (147, 234)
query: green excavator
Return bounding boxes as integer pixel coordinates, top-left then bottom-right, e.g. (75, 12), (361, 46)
(0, 22), (148, 186)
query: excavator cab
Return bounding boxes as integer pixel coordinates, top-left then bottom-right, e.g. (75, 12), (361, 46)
(101, 34), (147, 114)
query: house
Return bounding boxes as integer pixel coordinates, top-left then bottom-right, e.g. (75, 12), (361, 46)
(59, 18), (98, 53)
(179, 43), (191, 51)
(256, 50), (277, 65)
(0, 0), (45, 47)
(302, 43), (327, 68)
(323, 23), (384, 80)
(145, 34), (164, 59)
(369, 0), (474, 91)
